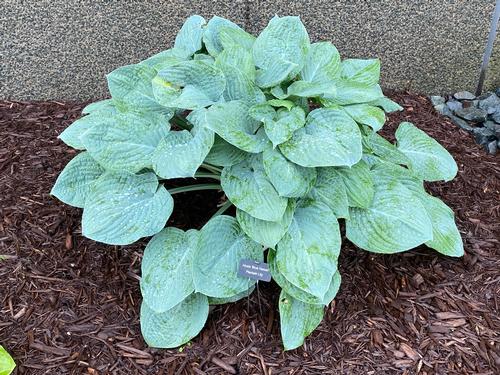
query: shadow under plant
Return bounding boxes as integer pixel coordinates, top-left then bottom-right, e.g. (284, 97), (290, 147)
(431, 90), (500, 155)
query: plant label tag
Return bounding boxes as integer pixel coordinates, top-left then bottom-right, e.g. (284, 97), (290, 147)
(237, 259), (271, 282)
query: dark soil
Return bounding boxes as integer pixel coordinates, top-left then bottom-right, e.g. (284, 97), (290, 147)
(0, 93), (499, 375)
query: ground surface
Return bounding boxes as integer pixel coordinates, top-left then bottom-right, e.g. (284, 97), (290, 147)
(0, 93), (499, 375)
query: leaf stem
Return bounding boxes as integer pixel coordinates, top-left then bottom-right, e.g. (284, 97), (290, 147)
(168, 184), (221, 195)
(212, 200), (233, 217)
(201, 163), (223, 174)
(193, 172), (221, 180)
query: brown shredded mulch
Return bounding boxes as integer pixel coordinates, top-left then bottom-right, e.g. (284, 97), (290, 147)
(0, 92), (499, 375)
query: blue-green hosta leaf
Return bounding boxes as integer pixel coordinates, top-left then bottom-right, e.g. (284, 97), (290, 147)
(371, 162), (424, 196)
(81, 111), (170, 173)
(236, 201), (294, 248)
(396, 122), (458, 182)
(266, 99), (295, 110)
(208, 285), (255, 305)
(346, 173), (433, 253)
(82, 99), (115, 114)
(279, 108), (362, 167)
(418, 194), (463, 257)
(321, 83), (384, 106)
(286, 80), (336, 98)
(269, 249), (341, 306)
(279, 291), (324, 351)
(61, 101), (121, 150)
(253, 16), (310, 88)
(204, 135), (247, 167)
(141, 48), (190, 71)
(140, 293), (208, 349)
(276, 199), (341, 299)
(141, 228), (198, 313)
(219, 26), (256, 51)
(51, 152), (104, 208)
(308, 168), (350, 219)
(193, 53), (215, 63)
(336, 160), (374, 208)
(156, 60), (226, 110)
(263, 147), (316, 198)
(107, 64), (163, 111)
(341, 59), (381, 87)
(174, 15), (206, 56)
(368, 97), (403, 113)
(82, 172), (173, 245)
(192, 215), (263, 297)
(152, 110), (214, 179)
(300, 42), (340, 83)
(215, 46), (265, 104)
(203, 16), (244, 56)
(250, 105), (306, 147)
(364, 131), (410, 165)
(221, 156), (288, 221)
(205, 101), (269, 153)
(0, 345), (15, 375)
(343, 104), (385, 132)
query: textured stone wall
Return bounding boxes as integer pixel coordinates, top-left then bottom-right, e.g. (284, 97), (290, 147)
(1, 0), (498, 99)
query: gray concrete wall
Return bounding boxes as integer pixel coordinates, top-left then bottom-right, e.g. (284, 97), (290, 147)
(1, 0), (498, 99)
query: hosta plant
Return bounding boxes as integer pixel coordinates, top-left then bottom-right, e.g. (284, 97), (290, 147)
(52, 15), (463, 350)
(0, 346), (15, 375)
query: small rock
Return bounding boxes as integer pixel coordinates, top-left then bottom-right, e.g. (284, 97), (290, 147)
(430, 95), (445, 106)
(462, 100), (474, 108)
(492, 111), (500, 123)
(434, 104), (452, 116)
(486, 140), (497, 155)
(454, 91), (476, 100)
(479, 93), (500, 114)
(478, 92), (493, 100)
(473, 127), (496, 145)
(484, 121), (497, 131)
(449, 114), (474, 132)
(455, 107), (488, 122)
(495, 88), (500, 97)
(446, 99), (462, 112)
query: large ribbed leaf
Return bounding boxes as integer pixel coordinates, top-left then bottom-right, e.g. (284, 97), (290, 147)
(341, 59), (380, 87)
(336, 160), (374, 208)
(107, 64), (163, 111)
(396, 122), (458, 182)
(269, 249), (341, 305)
(364, 131), (410, 165)
(152, 109), (214, 179)
(51, 152), (104, 208)
(140, 293), (208, 349)
(81, 111), (169, 173)
(192, 215), (262, 298)
(82, 172), (173, 245)
(253, 16), (310, 88)
(346, 171), (433, 253)
(263, 147), (316, 198)
(204, 135), (247, 167)
(205, 101), (269, 153)
(300, 42), (340, 83)
(286, 80), (336, 98)
(82, 99), (115, 114)
(174, 15), (206, 56)
(276, 199), (340, 299)
(236, 201), (295, 248)
(59, 102), (119, 150)
(219, 26), (256, 51)
(368, 97), (403, 113)
(343, 104), (385, 132)
(208, 286), (255, 305)
(418, 193), (463, 257)
(215, 46), (265, 104)
(308, 168), (350, 219)
(321, 83), (384, 106)
(203, 16), (244, 56)
(155, 60), (226, 109)
(0, 345), (15, 375)
(141, 48), (190, 71)
(279, 108), (362, 167)
(141, 228), (198, 313)
(279, 291), (324, 351)
(221, 156), (288, 221)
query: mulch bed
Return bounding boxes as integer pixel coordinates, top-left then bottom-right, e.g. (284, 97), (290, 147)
(0, 92), (499, 375)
